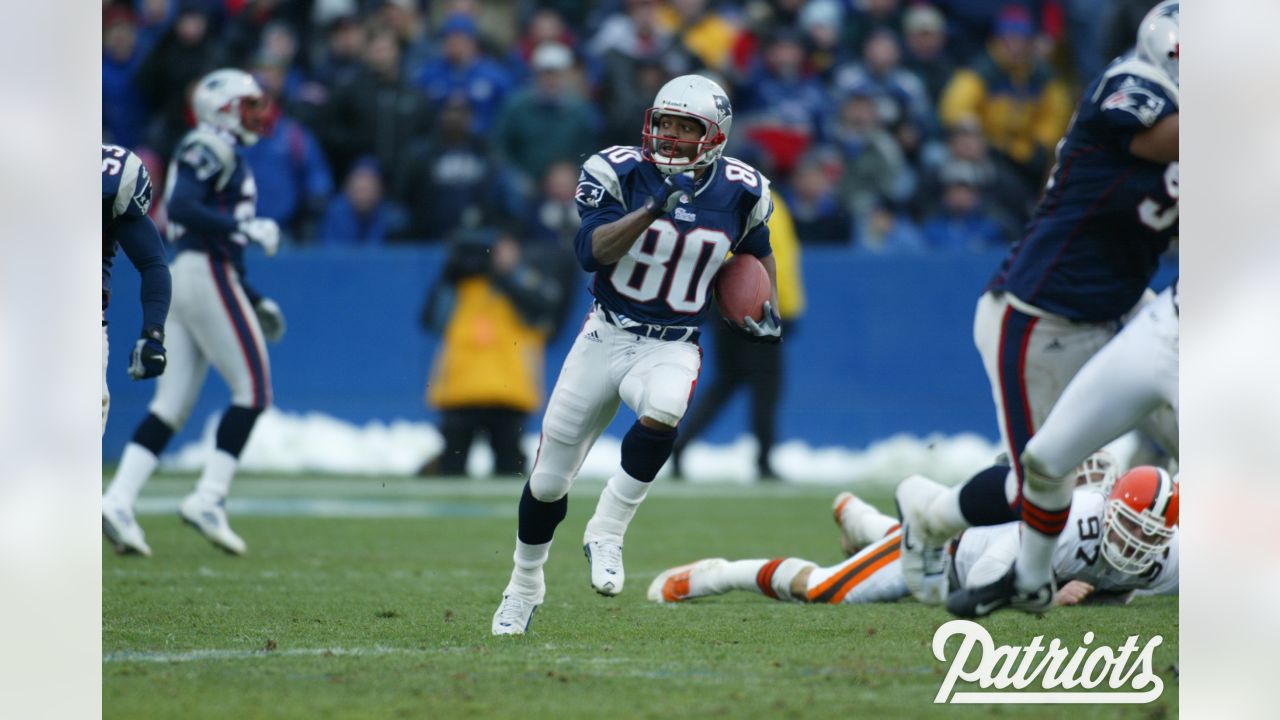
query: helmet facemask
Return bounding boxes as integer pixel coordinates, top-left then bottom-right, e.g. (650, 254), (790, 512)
(1101, 499), (1176, 575)
(641, 107), (726, 175)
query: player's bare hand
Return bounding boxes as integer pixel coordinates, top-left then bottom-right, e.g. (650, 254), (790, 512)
(742, 301), (782, 344)
(1053, 580), (1094, 606)
(238, 218), (280, 256)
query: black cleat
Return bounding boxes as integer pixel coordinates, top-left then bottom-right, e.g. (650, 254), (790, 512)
(946, 566), (1054, 618)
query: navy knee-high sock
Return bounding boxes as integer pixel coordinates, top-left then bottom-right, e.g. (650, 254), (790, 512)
(517, 482), (568, 545)
(958, 464), (1019, 527)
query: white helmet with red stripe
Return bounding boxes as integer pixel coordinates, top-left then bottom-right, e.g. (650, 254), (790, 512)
(642, 74), (733, 175)
(192, 68), (270, 146)
(1101, 466), (1179, 575)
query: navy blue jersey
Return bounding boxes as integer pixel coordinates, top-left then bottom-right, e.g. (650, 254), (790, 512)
(990, 55), (1179, 322)
(103, 144), (170, 329)
(574, 146), (773, 326)
(163, 129), (259, 276)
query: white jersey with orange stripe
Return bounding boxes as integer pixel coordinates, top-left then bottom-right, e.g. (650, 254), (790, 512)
(953, 488), (1179, 595)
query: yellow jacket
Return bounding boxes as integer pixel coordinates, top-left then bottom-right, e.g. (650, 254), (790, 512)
(940, 45), (1072, 168)
(657, 6), (739, 71)
(767, 193), (806, 320)
(427, 277), (546, 413)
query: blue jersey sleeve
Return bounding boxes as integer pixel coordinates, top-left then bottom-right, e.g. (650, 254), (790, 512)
(572, 167), (627, 273)
(1095, 74), (1177, 135)
(113, 213), (172, 332)
(733, 177), (774, 259)
(167, 157), (240, 237)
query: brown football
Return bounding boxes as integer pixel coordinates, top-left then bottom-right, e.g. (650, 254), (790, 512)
(714, 254), (771, 326)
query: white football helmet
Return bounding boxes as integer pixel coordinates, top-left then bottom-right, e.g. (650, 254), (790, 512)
(192, 68), (270, 146)
(642, 74), (733, 175)
(1136, 0), (1179, 86)
(1101, 466), (1179, 575)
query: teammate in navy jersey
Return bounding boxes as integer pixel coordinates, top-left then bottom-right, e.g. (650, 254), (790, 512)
(102, 69), (285, 558)
(897, 1), (1180, 615)
(101, 144), (172, 437)
(493, 75), (781, 635)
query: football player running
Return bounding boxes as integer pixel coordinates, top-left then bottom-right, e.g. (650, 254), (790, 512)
(102, 69), (285, 557)
(948, 281), (1178, 617)
(896, 1), (1180, 611)
(101, 144), (172, 434)
(649, 467), (1178, 608)
(493, 75), (781, 635)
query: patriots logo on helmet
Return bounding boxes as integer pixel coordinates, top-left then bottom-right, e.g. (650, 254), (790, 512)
(1102, 84), (1166, 127)
(713, 94), (732, 119)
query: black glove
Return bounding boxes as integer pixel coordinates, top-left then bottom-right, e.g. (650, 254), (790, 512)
(128, 327), (166, 379)
(644, 172), (696, 218)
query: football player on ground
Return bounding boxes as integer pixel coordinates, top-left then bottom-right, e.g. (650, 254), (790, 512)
(492, 74), (781, 635)
(649, 467), (1178, 608)
(102, 69), (285, 558)
(948, 281), (1178, 616)
(102, 144), (172, 433)
(895, 1), (1180, 610)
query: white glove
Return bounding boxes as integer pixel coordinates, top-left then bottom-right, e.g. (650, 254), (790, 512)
(238, 218), (280, 256)
(742, 301), (782, 343)
(254, 298), (286, 343)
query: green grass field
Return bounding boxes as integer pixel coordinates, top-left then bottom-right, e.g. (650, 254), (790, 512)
(103, 474), (1178, 719)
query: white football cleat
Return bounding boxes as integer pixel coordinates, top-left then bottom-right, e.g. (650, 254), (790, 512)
(647, 558), (727, 603)
(491, 593), (540, 635)
(895, 475), (950, 604)
(179, 494), (247, 555)
(583, 540), (625, 596)
(102, 496), (151, 557)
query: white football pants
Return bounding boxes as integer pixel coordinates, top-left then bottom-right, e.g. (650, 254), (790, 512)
(1022, 287), (1179, 479)
(528, 305), (701, 502)
(149, 251), (272, 429)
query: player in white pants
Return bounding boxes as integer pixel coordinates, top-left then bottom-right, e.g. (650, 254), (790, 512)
(102, 69), (284, 558)
(948, 285), (1178, 616)
(649, 473), (1178, 608)
(492, 76), (781, 634)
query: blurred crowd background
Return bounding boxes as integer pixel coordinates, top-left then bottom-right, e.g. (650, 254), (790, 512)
(103, 0), (1164, 252)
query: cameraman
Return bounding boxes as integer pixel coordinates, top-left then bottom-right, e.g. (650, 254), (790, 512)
(420, 228), (565, 478)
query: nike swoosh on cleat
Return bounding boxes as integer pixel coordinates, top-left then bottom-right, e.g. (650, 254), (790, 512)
(973, 600), (1006, 616)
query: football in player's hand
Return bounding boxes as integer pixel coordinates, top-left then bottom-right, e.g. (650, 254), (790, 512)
(714, 254), (771, 327)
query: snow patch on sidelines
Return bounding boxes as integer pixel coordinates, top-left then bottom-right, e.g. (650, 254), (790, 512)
(162, 408), (1002, 488)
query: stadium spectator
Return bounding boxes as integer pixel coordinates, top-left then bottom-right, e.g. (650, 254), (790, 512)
(135, 0), (226, 155)
(419, 229), (562, 479)
(671, 191), (806, 481)
(241, 57), (334, 241)
(828, 86), (911, 217)
(855, 199), (927, 253)
(415, 14), (514, 135)
(939, 4), (1072, 185)
(920, 161), (1010, 251)
(833, 28), (934, 134)
(900, 3), (956, 104)
(737, 28), (829, 177)
(394, 96), (511, 242)
(520, 163), (586, 342)
(798, 0), (847, 83)
(510, 6), (579, 82)
(103, 6), (149, 149)
(316, 157), (403, 246)
(657, 0), (741, 73)
(320, 24), (433, 184)
(133, 0), (177, 56)
(917, 116), (1032, 235)
(589, 0), (677, 146)
(495, 42), (599, 189)
(376, 0), (435, 81)
(311, 12), (366, 89)
(783, 151), (854, 245)
(586, 0), (678, 70)
(842, 0), (905, 59)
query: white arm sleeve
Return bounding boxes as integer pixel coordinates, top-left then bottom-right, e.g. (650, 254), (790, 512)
(965, 529), (1020, 588)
